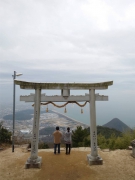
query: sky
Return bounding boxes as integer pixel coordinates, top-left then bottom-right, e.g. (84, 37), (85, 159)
(0, 0), (135, 127)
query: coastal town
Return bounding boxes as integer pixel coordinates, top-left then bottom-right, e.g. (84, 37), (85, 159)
(0, 108), (88, 144)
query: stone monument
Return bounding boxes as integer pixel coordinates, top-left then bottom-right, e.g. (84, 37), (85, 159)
(131, 139), (135, 158)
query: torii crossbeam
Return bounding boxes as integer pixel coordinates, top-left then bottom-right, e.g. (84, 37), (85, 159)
(15, 80), (113, 168)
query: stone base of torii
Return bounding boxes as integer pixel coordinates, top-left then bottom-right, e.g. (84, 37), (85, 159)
(15, 80), (113, 168)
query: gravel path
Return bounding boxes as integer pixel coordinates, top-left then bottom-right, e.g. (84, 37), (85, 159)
(0, 147), (135, 180)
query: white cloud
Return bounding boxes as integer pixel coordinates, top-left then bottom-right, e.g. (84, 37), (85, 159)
(0, 0), (135, 84)
(81, 0), (111, 30)
(1, 0), (135, 127)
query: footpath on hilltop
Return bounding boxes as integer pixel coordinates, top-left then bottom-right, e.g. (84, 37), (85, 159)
(0, 147), (135, 180)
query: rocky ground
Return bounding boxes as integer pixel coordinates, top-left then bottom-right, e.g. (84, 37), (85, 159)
(0, 147), (135, 180)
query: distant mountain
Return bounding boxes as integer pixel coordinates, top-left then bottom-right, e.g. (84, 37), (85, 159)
(39, 127), (56, 135)
(103, 118), (131, 132)
(3, 109), (49, 120)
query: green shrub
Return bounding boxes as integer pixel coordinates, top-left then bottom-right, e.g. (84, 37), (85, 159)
(38, 142), (49, 149)
(0, 122), (12, 144)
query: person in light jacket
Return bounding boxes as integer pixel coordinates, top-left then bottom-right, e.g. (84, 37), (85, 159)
(64, 127), (72, 155)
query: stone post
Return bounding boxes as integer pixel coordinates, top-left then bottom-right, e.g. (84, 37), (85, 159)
(25, 88), (42, 168)
(87, 89), (103, 165)
(131, 140), (135, 158)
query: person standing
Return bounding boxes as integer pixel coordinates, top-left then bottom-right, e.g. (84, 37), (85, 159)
(64, 127), (72, 155)
(53, 126), (62, 154)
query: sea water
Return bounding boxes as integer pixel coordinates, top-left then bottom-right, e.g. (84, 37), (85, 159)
(52, 103), (90, 126)
(41, 102), (112, 126)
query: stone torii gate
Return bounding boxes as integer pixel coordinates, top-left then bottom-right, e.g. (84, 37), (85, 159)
(15, 80), (113, 168)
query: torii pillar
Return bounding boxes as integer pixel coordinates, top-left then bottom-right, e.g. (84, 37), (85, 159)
(25, 88), (42, 168)
(87, 88), (102, 165)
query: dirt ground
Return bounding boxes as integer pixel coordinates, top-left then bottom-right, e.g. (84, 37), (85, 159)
(0, 147), (135, 180)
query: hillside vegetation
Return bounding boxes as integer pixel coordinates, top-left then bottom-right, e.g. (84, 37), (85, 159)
(72, 126), (135, 150)
(0, 122), (11, 144)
